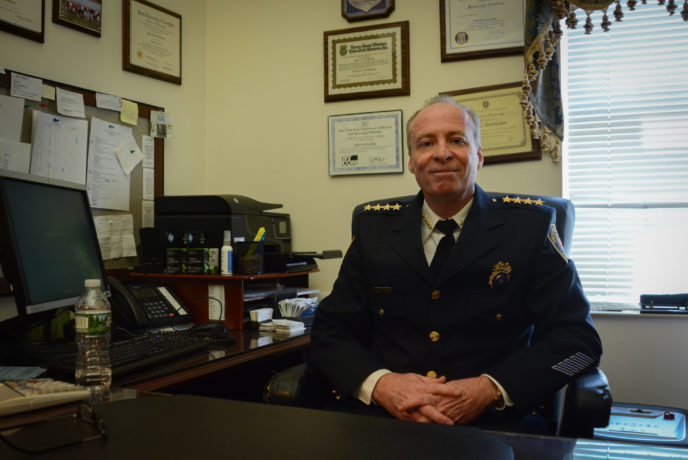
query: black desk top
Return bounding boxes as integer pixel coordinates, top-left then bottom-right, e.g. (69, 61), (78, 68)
(2, 395), (688, 459)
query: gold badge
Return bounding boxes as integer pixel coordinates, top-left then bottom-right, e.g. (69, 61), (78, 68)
(489, 262), (512, 288)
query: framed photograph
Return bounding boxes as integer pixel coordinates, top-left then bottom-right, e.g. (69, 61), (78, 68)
(441, 83), (541, 165)
(342, 0), (394, 22)
(0, 0), (44, 43)
(440, 0), (524, 62)
(324, 21), (409, 102)
(123, 0), (182, 85)
(329, 109), (404, 176)
(53, 0), (101, 37)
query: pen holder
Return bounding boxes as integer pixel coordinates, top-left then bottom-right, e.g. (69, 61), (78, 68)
(235, 241), (264, 275)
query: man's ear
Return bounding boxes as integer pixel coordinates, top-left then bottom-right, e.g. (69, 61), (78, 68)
(407, 152), (415, 173)
(476, 146), (484, 170)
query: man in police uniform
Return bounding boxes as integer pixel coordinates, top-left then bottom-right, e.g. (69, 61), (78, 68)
(310, 96), (602, 431)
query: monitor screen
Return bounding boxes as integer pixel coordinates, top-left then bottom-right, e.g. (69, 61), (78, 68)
(0, 172), (108, 316)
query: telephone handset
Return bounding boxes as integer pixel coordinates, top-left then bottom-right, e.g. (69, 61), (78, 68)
(106, 276), (192, 331)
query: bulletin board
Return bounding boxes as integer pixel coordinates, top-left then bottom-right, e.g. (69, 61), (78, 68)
(0, 69), (165, 272)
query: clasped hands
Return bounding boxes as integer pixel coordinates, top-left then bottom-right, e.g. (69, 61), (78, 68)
(371, 372), (498, 425)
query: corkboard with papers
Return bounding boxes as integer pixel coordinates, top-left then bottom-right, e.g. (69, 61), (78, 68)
(0, 69), (165, 272)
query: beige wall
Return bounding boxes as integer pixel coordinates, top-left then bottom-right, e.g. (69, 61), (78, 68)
(204, 0), (563, 295)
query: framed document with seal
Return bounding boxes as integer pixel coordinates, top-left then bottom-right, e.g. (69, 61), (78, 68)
(342, 0), (394, 22)
(123, 0), (182, 85)
(440, 0), (524, 62)
(324, 21), (409, 102)
(328, 110), (404, 176)
(441, 83), (541, 165)
(0, 0), (44, 43)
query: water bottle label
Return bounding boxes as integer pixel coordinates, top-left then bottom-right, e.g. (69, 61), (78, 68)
(75, 312), (111, 333)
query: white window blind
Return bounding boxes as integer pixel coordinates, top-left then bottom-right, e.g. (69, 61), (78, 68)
(562, 6), (688, 311)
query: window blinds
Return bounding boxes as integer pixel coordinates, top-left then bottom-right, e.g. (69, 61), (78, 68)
(562, 6), (688, 311)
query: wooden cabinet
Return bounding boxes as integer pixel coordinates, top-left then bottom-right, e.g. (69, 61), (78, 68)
(128, 271), (317, 330)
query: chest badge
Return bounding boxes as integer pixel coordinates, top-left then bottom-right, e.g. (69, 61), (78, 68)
(489, 261), (512, 288)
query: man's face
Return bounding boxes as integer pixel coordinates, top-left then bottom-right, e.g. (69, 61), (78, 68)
(407, 103), (483, 202)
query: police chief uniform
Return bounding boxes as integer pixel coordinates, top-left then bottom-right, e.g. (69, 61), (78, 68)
(310, 185), (602, 419)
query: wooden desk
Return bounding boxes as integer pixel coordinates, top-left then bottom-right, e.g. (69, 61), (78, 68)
(114, 330), (310, 393)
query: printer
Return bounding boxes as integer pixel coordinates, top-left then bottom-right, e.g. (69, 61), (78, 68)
(153, 194), (340, 273)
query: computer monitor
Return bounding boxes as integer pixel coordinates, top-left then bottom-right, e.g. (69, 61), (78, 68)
(0, 171), (108, 317)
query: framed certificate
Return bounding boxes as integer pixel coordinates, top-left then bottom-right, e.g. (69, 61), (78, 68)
(53, 0), (101, 37)
(342, 0), (394, 22)
(324, 21), (409, 102)
(123, 0), (182, 85)
(440, 0), (524, 62)
(0, 0), (44, 43)
(328, 110), (404, 176)
(441, 83), (541, 164)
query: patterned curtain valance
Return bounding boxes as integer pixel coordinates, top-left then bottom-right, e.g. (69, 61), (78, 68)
(523, 0), (688, 161)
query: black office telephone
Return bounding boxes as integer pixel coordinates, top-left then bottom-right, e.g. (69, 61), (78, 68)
(107, 276), (192, 331)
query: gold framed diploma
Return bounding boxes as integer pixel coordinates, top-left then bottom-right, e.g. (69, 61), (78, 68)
(441, 83), (541, 164)
(123, 0), (182, 85)
(324, 21), (409, 102)
(328, 110), (404, 176)
(0, 0), (44, 43)
(439, 0), (524, 62)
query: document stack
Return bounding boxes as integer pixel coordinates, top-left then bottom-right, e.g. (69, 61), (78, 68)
(258, 319), (305, 338)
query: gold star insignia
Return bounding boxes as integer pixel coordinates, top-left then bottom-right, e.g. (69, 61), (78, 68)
(373, 204), (381, 211)
(502, 196), (512, 203)
(382, 204), (391, 211)
(524, 198), (533, 205)
(534, 198), (544, 206)
(513, 197), (523, 204)
(364, 204), (372, 211)
(392, 204), (401, 211)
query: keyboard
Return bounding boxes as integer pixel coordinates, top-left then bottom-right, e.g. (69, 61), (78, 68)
(12, 330), (235, 378)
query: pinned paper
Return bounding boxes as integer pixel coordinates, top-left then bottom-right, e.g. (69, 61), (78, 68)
(0, 94), (24, 141)
(150, 110), (172, 138)
(141, 135), (155, 168)
(41, 84), (56, 100)
(120, 99), (139, 125)
(10, 72), (42, 101)
(56, 87), (86, 118)
(115, 134), (144, 176)
(142, 200), (155, 227)
(142, 167), (154, 200)
(96, 93), (122, 112)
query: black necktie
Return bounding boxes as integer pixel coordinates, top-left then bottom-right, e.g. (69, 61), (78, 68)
(430, 219), (458, 278)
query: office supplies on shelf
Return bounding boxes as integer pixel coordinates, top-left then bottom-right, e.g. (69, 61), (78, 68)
(0, 378), (90, 416)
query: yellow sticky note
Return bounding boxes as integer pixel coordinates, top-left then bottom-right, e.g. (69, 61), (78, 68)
(120, 99), (139, 125)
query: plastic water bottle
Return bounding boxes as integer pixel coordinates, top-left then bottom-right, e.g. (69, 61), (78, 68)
(74, 279), (112, 399)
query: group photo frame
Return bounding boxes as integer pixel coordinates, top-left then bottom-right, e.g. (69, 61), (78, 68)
(52, 0), (102, 37)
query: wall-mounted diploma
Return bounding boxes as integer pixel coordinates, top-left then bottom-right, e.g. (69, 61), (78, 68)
(325, 22), (409, 102)
(123, 0), (182, 85)
(440, 0), (524, 61)
(442, 83), (541, 164)
(329, 110), (404, 175)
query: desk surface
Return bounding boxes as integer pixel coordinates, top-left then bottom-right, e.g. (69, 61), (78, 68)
(2, 395), (688, 460)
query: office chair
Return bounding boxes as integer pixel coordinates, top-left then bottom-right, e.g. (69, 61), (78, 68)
(263, 192), (612, 439)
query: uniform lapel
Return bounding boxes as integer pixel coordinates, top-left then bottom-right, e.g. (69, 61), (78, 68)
(438, 186), (502, 283)
(388, 192), (432, 282)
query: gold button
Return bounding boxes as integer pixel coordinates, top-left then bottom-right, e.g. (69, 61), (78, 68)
(378, 308), (385, 316)
(426, 370), (438, 378)
(431, 289), (440, 300)
(429, 331), (440, 342)
(496, 313), (503, 321)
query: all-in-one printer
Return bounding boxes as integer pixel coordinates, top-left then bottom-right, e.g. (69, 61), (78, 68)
(152, 194), (340, 273)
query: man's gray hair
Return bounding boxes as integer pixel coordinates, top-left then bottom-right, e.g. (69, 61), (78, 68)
(406, 95), (481, 152)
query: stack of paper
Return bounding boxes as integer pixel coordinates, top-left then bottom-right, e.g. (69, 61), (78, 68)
(259, 319), (305, 338)
(278, 297), (318, 319)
